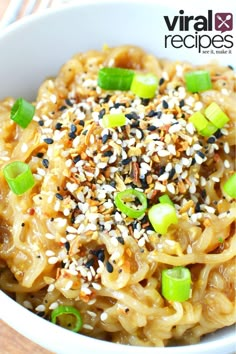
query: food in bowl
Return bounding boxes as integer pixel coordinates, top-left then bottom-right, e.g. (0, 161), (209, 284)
(0, 45), (235, 347)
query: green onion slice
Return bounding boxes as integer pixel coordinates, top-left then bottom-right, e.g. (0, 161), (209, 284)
(185, 70), (212, 92)
(102, 113), (126, 128)
(223, 173), (236, 198)
(159, 194), (174, 206)
(51, 305), (83, 332)
(148, 203), (178, 235)
(98, 67), (134, 91)
(11, 98), (35, 128)
(162, 266), (191, 302)
(200, 122), (218, 137)
(204, 102), (229, 129)
(189, 112), (208, 132)
(3, 161), (35, 195)
(114, 189), (147, 218)
(130, 73), (158, 99)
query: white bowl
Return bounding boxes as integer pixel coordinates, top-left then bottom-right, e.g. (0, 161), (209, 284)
(0, 1), (235, 353)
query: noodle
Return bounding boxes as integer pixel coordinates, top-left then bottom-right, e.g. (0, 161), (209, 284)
(0, 45), (235, 346)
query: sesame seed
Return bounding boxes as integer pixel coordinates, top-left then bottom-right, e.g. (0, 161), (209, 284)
(55, 193), (64, 200)
(224, 160), (230, 168)
(44, 138), (54, 144)
(162, 100), (169, 109)
(83, 324), (94, 330)
(35, 304), (46, 312)
(49, 302), (58, 310)
(106, 261), (114, 273)
(100, 312), (108, 321)
(42, 158), (49, 168)
(48, 256), (59, 264)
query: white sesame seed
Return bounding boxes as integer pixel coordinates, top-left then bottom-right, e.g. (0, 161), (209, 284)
(158, 149), (170, 157)
(138, 237), (146, 247)
(64, 280), (73, 290)
(48, 256), (59, 264)
(46, 250), (55, 257)
(49, 302), (59, 310)
(87, 310), (97, 317)
(21, 143), (28, 153)
(224, 142), (230, 154)
(47, 284), (55, 292)
(45, 233), (55, 240)
(100, 312), (108, 321)
(83, 324), (94, 330)
(23, 301), (33, 309)
(166, 183), (175, 194)
(35, 304), (46, 312)
(92, 282), (102, 290)
(50, 94), (57, 104)
(224, 160), (230, 168)
(212, 177), (220, 182)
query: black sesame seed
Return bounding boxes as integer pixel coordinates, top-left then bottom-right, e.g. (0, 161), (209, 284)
(159, 77), (165, 85)
(117, 236), (125, 245)
(196, 151), (205, 159)
(214, 130), (223, 139)
(103, 150), (113, 157)
(147, 110), (157, 117)
(82, 130), (88, 136)
(36, 312), (45, 318)
(179, 99), (185, 108)
(110, 181), (116, 188)
(73, 155), (81, 163)
(65, 98), (73, 107)
(207, 136), (216, 144)
(99, 224), (105, 232)
(162, 100), (169, 109)
(64, 241), (70, 252)
(36, 152), (44, 158)
(201, 189), (207, 200)
(97, 249), (105, 262)
(38, 120), (44, 126)
(101, 94), (111, 103)
(44, 138), (54, 144)
(106, 261), (114, 273)
(168, 168), (176, 180)
(55, 193), (63, 200)
(78, 120), (85, 127)
(158, 166), (165, 176)
(21, 223), (25, 227)
(85, 258), (95, 268)
(140, 176), (149, 189)
(70, 124), (77, 133)
(102, 134), (110, 144)
(195, 202), (201, 213)
(113, 102), (126, 109)
(190, 157), (196, 166)
(55, 122), (63, 130)
(68, 132), (76, 139)
(147, 125), (156, 131)
(121, 157), (132, 165)
(228, 65), (234, 70)
(130, 121), (140, 128)
(141, 98), (150, 106)
(42, 158), (49, 168)
(98, 108), (106, 119)
(125, 112), (139, 120)
(58, 105), (67, 111)
(156, 111), (162, 118)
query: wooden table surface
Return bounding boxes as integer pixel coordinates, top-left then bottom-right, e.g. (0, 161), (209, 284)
(0, 320), (54, 354)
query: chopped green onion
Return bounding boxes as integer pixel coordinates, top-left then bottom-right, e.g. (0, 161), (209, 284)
(185, 70), (212, 92)
(205, 102), (229, 129)
(114, 189), (147, 218)
(3, 161), (35, 195)
(162, 266), (191, 302)
(200, 122), (218, 137)
(130, 73), (158, 98)
(98, 67), (134, 91)
(223, 173), (236, 198)
(159, 194), (174, 206)
(102, 113), (126, 128)
(148, 203), (178, 235)
(189, 112), (208, 132)
(51, 305), (83, 332)
(10, 98), (35, 128)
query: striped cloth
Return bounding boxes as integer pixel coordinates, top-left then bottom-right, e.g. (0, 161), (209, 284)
(0, 0), (81, 29)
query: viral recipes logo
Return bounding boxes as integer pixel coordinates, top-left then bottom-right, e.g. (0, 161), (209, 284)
(164, 10), (234, 54)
